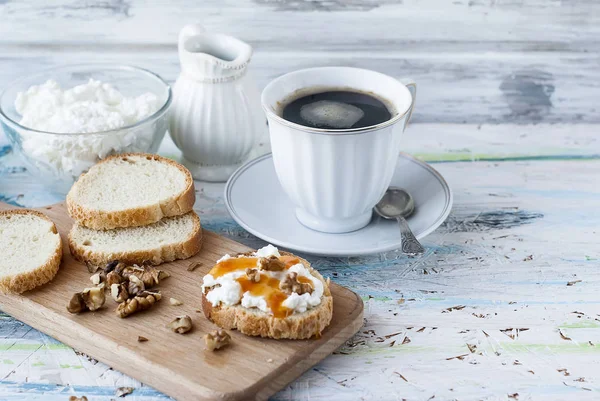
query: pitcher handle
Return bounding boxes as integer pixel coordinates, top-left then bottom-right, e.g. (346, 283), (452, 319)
(400, 78), (417, 129)
(178, 23), (206, 51)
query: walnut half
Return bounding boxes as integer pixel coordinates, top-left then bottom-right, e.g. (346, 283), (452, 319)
(167, 315), (193, 334)
(245, 268), (260, 282)
(204, 329), (231, 351)
(280, 272), (313, 295)
(258, 256), (286, 271)
(116, 291), (161, 318)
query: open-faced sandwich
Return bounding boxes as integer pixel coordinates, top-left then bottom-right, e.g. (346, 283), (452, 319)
(201, 245), (333, 339)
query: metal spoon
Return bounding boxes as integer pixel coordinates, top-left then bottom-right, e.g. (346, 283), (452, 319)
(374, 187), (425, 255)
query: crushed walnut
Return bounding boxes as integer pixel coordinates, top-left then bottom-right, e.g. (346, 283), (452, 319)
(167, 315), (193, 334)
(111, 283), (129, 303)
(105, 260), (121, 272)
(127, 275), (145, 297)
(116, 291), (161, 318)
(106, 270), (123, 287)
(85, 261), (101, 273)
(187, 261), (203, 271)
(121, 265), (170, 288)
(204, 329), (231, 351)
(245, 268), (260, 282)
(90, 272), (104, 286)
(67, 287), (106, 313)
(258, 256), (286, 271)
(203, 283), (221, 295)
(69, 396), (88, 401)
(280, 272), (313, 295)
(115, 387), (134, 397)
(169, 297), (183, 306)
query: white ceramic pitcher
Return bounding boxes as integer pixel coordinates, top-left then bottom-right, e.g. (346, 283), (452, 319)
(169, 24), (264, 182)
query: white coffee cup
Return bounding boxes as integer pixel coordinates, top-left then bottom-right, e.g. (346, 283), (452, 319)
(261, 67), (416, 233)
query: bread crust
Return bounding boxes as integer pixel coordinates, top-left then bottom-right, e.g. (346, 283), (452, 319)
(68, 211), (202, 266)
(66, 153), (196, 230)
(0, 210), (62, 294)
(201, 252), (333, 339)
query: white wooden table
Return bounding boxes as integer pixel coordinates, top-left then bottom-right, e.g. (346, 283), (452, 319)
(1, 1), (600, 400)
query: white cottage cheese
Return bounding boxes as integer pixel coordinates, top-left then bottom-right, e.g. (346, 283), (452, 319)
(202, 245), (324, 315)
(14, 79), (161, 178)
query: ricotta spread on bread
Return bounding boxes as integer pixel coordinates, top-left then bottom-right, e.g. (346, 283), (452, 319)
(202, 245), (324, 316)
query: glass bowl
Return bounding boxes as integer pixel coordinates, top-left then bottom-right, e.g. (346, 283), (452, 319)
(0, 64), (172, 195)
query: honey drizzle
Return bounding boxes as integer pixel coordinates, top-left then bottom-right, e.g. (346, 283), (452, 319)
(237, 275), (292, 318)
(209, 257), (258, 278)
(297, 276), (313, 286)
(279, 255), (300, 268)
(208, 254), (309, 318)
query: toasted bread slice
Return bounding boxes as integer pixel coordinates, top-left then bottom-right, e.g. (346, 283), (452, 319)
(67, 153), (195, 230)
(69, 211), (202, 266)
(0, 210), (62, 294)
(201, 251), (333, 339)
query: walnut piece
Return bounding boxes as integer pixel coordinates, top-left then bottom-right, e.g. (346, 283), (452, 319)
(116, 291), (161, 318)
(279, 272), (313, 295)
(85, 261), (101, 273)
(69, 396), (88, 401)
(67, 287), (106, 314)
(258, 256), (286, 271)
(82, 287), (106, 310)
(187, 261), (203, 271)
(67, 293), (86, 314)
(127, 275), (145, 297)
(204, 329), (231, 351)
(169, 297), (183, 306)
(122, 265), (170, 288)
(115, 387), (134, 397)
(106, 270), (123, 287)
(167, 315), (193, 334)
(104, 260), (121, 273)
(90, 272), (105, 286)
(111, 283), (129, 303)
(245, 268), (260, 282)
(203, 283), (221, 295)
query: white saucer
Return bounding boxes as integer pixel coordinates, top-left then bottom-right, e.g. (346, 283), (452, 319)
(224, 153), (452, 257)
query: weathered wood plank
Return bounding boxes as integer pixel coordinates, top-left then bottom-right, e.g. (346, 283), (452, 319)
(1, 157), (600, 400)
(2, 123), (600, 208)
(0, 1), (599, 123)
(0, 50), (598, 123)
(1, 0), (599, 50)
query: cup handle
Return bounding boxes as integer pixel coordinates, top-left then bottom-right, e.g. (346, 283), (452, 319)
(400, 78), (417, 129)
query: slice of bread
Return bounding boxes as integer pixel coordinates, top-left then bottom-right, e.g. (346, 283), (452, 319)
(69, 211), (202, 266)
(0, 210), (62, 294)
(201, 251), (333, 339)
(67, 153), (195, 230)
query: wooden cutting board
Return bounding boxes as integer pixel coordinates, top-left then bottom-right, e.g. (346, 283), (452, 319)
(0, 202), (363, 401)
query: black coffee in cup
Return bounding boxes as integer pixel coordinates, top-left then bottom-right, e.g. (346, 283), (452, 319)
(279, 89), (394, 130)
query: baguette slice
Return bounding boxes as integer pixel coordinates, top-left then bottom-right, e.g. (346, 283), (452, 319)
(202, 251), (333, 339)
(67, 153), (195, 230)
(69, 211), (202, 266)
(0, 210), (62, 294)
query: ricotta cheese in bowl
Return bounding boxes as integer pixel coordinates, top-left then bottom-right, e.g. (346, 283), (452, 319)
(0, 64), (172, 194)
